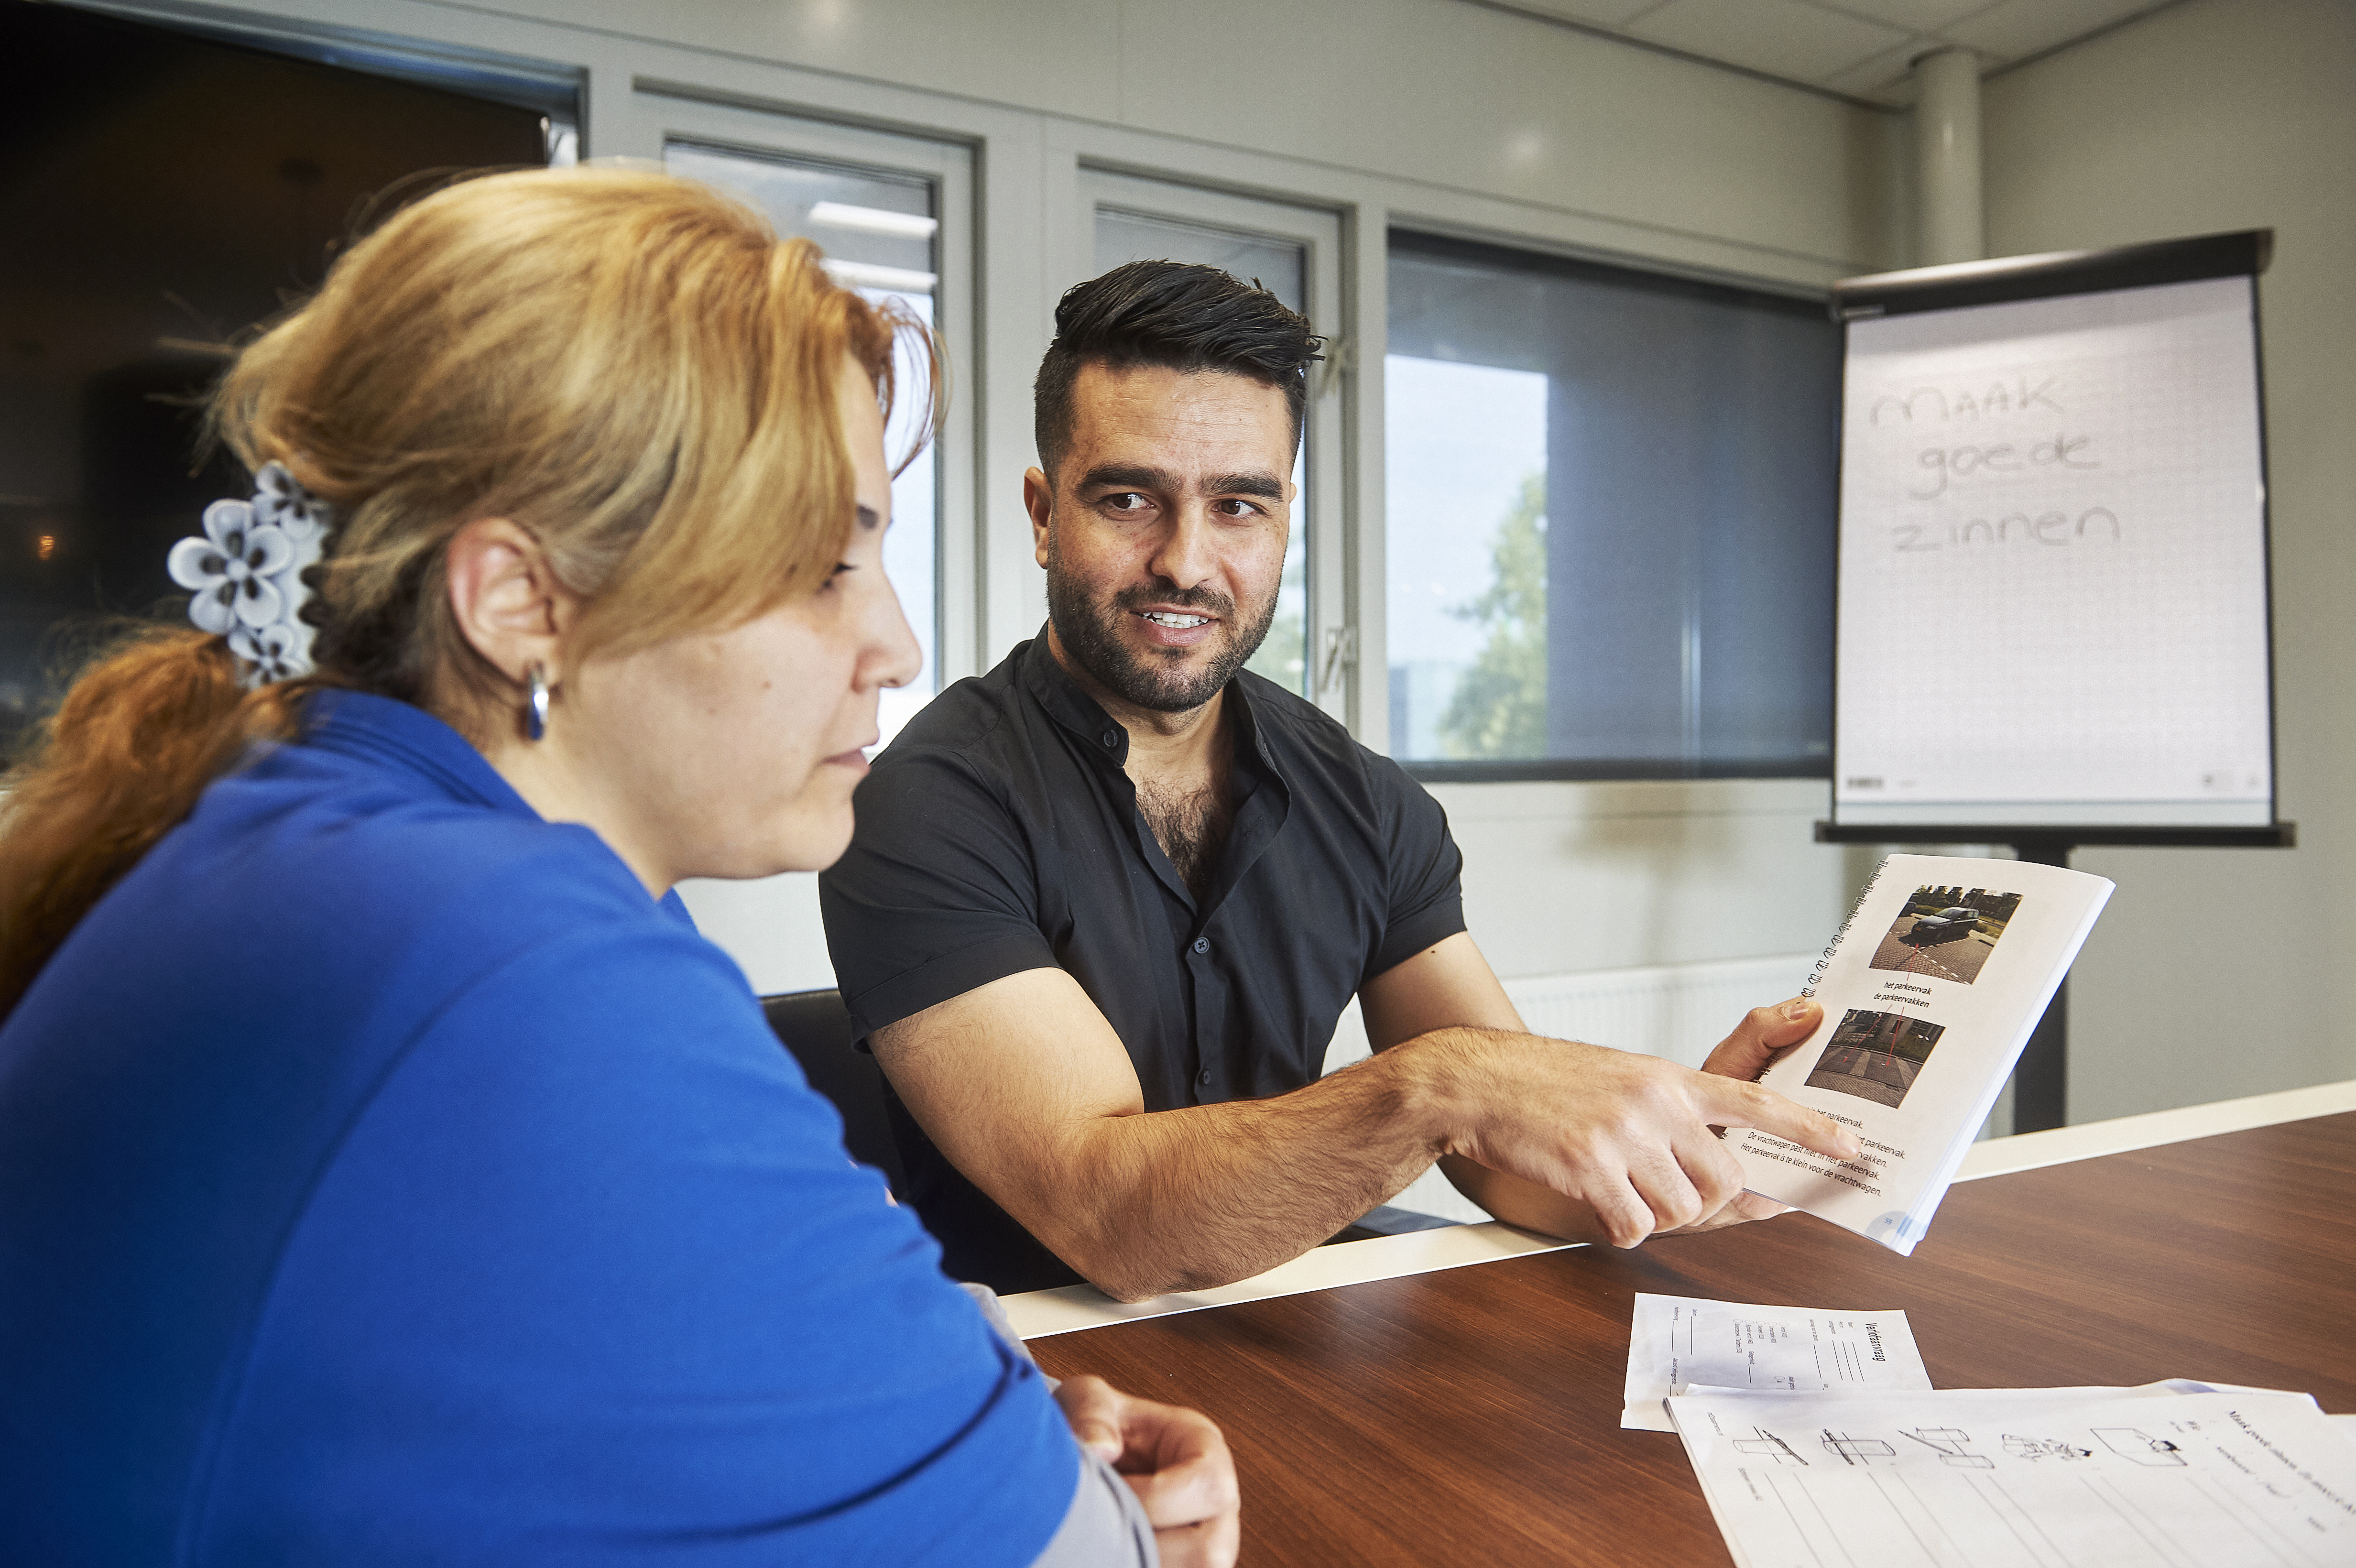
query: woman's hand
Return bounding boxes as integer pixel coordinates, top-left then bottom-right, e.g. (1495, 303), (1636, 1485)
(1054, 1374), (1240, 1568)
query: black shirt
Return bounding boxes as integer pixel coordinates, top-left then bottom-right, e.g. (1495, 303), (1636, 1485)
(818, 632), (1466, 1293)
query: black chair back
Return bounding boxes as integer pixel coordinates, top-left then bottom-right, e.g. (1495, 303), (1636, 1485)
(760, 989), (904, 1194)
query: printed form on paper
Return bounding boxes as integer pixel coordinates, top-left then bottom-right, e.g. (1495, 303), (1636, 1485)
(1623, 1293), (1932, 1432)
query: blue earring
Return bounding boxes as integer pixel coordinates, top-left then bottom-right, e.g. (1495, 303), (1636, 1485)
(526, 662), (551, 742)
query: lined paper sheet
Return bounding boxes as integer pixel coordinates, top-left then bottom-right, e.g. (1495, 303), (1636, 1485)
(1669, 1384), (2355, 1568)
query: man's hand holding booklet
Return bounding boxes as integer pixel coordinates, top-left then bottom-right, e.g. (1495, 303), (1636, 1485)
(1733, 852), (2114, 1253)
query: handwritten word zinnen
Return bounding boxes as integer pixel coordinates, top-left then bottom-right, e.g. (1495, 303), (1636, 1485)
(1892, 507), (2121, 553)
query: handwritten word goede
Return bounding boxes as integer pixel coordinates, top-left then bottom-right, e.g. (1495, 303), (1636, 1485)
(1912, 432), (2097, 498)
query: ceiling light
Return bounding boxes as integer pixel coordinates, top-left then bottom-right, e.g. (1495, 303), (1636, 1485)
(819, 259), (938, 294)
(808, 201), (937, 240)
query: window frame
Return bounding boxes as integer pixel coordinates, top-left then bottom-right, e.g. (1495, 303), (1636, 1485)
(1071, 171), (1351, 722)
(70, 0), (584, 159)
(1383, 224), (1843, 784)
(629, 93), (979, 698)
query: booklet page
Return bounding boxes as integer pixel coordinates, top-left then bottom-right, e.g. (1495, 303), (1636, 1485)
(1734, 853), (2113, 1254)
(1622, 1293), (1931, 1431)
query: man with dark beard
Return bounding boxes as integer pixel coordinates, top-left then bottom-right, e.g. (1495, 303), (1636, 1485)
(818, 262), (1855, 1300)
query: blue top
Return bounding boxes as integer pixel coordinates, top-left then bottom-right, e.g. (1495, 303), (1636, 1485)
(0, 692), (1076, 1566)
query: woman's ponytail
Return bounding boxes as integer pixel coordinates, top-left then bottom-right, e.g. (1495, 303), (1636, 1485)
(0, 630), (297, 1020)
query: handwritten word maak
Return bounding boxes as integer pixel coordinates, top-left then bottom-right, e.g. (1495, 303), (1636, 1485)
(1870, 377), (2062, 426)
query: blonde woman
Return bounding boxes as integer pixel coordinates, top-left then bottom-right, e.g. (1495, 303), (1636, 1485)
(0, 168), (1236, 1567)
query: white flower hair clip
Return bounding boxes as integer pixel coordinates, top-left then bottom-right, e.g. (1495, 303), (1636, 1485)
(166, 461), (332, 686)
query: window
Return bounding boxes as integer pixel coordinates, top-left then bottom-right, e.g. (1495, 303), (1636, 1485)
(1385, 231), (1840, 778)
(652, 101), (973, 749)
(0, 1), (558, 756)
(1078, 173), (1346, 718)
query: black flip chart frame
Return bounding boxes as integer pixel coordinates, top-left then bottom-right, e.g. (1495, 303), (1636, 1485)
(1830, 229), (2272, 322)
(1815, 231), (2293, 1132)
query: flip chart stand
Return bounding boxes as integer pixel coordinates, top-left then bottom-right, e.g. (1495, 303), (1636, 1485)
(1812, 822), (2294, 1132)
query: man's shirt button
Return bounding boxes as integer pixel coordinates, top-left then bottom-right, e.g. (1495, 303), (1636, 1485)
(1192, 936), (1210, 954)
(1198, 1068), (1212, 1087)
(1100, 729), (1119, 747)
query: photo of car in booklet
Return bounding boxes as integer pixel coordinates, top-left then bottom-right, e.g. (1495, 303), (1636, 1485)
(1867, 885), (2024, 985)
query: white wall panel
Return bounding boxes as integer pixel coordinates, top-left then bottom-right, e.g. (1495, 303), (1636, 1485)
(342, 0), (1898, 275)
(1981, 0), (2356, 1120)
(1115, 0), (1886, 269)
(468, 0), (1127, 121)
(1433, 779), (1857, 980)
(676, 875), (833, 997)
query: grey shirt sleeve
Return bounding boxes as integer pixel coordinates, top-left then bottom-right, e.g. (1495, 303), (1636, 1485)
(1030, 1448), (1160, 1568)
(958, 1281), (1037, 1366)
(958, 1284), (1159, 1568)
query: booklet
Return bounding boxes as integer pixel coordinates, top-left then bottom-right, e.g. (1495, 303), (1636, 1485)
(1733, 853), (2113, 1255)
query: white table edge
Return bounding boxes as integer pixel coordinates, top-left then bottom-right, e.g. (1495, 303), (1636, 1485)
(1950, 1077), (2356, 1182)
(1003, 1078), (2356, 1340)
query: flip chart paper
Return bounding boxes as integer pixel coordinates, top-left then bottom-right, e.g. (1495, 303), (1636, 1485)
(1833, 275), (2272, 829)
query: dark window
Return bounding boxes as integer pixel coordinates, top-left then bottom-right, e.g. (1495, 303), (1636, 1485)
(1385, 230), (1839, 780)
(0, 0), (560, 754)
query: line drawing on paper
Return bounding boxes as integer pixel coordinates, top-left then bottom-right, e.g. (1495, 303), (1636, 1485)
(1734, 1428), (1810, 1465)
(2093, 1427), (2187, 1466)
(1901, 1426), (1996, 1468)
(2004, 1433), (2093, 1460)
(1822, 1430), (1898, 1465)
(1693, 1390), (2354, 1568)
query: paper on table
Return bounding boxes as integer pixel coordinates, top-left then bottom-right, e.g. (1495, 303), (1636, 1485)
(1621, 1293), (1931, 1431)
(1667, 1384), (2356, 1568)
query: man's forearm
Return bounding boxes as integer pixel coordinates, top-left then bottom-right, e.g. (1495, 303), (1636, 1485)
(1027, 1045), (1461, 1301)
(890, 954), (1852, 1297)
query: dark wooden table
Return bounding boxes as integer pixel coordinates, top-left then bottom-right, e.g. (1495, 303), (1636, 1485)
(1032, 1111), (2356, 1566)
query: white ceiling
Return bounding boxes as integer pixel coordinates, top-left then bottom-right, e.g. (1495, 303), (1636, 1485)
(1481, 0), (2189, 106)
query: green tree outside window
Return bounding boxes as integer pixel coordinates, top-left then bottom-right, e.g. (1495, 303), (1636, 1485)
(1438, 472), (1546, 759)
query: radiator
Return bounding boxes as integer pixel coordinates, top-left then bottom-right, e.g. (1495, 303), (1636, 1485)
(1323, 952), (1817, 1224)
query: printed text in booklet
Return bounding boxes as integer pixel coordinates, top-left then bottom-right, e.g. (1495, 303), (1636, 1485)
(1734, 853), (2112, 1255)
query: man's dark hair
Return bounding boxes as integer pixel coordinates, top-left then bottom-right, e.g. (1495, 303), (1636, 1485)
(1034, 261), (1323, 480)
